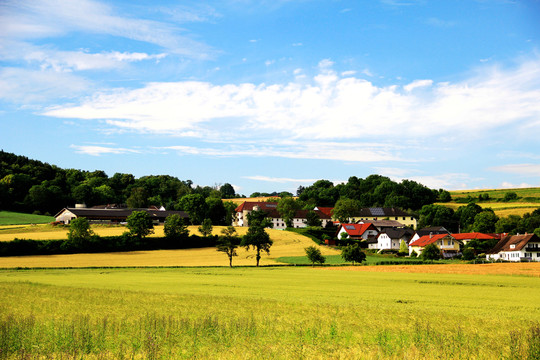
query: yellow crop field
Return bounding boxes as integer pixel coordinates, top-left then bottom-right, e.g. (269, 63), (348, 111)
(436, 201), (539, 217)
(0, 225), (339, 268)
(329, 262), (540, 277)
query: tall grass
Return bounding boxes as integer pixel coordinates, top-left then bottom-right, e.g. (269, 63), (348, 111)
(0, 268), (538, 359)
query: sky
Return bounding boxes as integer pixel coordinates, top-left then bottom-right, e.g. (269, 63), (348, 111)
(1, 0), (540, 196)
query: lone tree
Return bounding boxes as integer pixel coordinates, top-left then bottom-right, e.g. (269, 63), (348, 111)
(305, 246), (326, 266)
(421, 243), (440, 260)
(198, 218), (213, 237)
(164, 213), (189, 241)
(341, 243), (366, 265)
(217, 226), (241, 267)
(67, 217), (94, 248)
(126, 210), (154, 239)
(399, 239), (409, 256)
(241, 210), (273, 266)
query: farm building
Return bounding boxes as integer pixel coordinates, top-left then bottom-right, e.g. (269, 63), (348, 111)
(55, 206), (188, 224)
(486, 234), (540, 262)
(232, 201), (332, 229)
(347, 207), (417, 228)
(408, 233), (461, 258)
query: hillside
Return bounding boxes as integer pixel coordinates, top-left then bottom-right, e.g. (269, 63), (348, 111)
(441, 188), (540, 217)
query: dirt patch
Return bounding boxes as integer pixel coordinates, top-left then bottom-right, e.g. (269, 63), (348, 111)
(327, 262), (540, 277)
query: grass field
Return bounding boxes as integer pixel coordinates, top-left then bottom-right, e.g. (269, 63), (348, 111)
(0, 211), (55, 225)
(449, 187), (540, 200)
(276, 254), (435, 265)
(0, 266), (538, 359)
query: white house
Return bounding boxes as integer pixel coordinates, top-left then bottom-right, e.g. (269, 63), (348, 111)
(375, 228), (416, 251)
(487, 234), (540, 262)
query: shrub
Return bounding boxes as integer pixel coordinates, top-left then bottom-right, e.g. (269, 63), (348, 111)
(421, 243), (441, 260)
(305, 246), (326, 265)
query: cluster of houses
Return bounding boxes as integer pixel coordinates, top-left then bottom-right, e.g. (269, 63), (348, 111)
(54, 201), (540, 262)
(232, 201), (540, 262)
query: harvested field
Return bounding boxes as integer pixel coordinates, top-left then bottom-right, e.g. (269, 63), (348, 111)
(329, 262), (540, 277)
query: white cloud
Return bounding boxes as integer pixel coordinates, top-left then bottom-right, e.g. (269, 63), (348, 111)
(500, 182), (535, 189)
(0, 0), (212, 58)
(43, 57), (540, 147)
(159, 142), (403, 162)
(403, 79), (433, 92)
(71, 145), (141, 156)
(0, 67), (90, 103)
(491, 164), (540, 176)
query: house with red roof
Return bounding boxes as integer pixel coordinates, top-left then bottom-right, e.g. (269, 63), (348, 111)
(408, 233), (461, 258)
(336, 223), (379, 241)
(486, 234), (540, 262)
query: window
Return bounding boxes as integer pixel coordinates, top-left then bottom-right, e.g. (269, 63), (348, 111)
(403, 217), (406, 220)
(510, 244), (516, 249)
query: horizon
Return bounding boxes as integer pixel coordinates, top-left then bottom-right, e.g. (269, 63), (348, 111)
(1, 1), (540, 196)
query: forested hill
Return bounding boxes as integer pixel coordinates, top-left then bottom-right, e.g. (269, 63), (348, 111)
(0, 150), (444, 217)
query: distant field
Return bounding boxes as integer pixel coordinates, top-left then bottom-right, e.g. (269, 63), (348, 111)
(276, 254), (435, 265)
(450, 187), (540, 199)
(0, 267), (538, 359)
(226, 196), (286, 205)
(0, 226), (339, 267)
(437, 201), (540, 217)
(0, 211), (55, 225)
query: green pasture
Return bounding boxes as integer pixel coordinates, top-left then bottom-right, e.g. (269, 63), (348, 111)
(0, 267), (539, 359)
(0, 211), (55, 225)
(276, 254), (437, 265)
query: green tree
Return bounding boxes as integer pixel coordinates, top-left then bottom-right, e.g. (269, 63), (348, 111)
(472, 211), (499, 233)
(305, 246), (326, 265)
(241, 210), (273, 266)
(455, 203), (483, 232)
(332, 198), (360, 223)
(126, 211), (154, 239)
(219, 183), (236, 199)
(503, 191), (518, 202)
(179, 194), (207, 224)
(462, 247), (476, 260)
(399, 239), (408, 255)
(67, 217), (94, 248)
(495, 215), (521, 234)
(222, 201), (238, 226)
(198, 218), (213, 237)
(277, 196), (299, 227)
(164, 214), (189, 241)
(217, 226), (241, 267)
(418, 204), (457, 232)
(205, 197), (227, 225)
(305, 210), (322, 227)
(421, 243), (440, 260)
(126, 187), (148, 208)
(340, 243), (366, 265)
(438, 190), (452, 202)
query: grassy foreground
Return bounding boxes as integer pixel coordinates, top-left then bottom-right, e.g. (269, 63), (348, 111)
(0, 267), (539, 359)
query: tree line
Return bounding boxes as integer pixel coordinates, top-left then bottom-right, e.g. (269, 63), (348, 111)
(1, 151), (445, 220)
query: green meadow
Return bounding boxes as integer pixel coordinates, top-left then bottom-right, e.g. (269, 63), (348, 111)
(0, 267), (539, 359)
(0, 211), (55, 225)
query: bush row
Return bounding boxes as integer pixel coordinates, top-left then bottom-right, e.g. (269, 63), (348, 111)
(0, 234), (218, 257)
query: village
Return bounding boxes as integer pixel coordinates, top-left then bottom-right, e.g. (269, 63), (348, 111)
(53, 200), (540, 263)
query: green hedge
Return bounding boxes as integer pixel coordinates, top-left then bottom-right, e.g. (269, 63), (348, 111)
(0, 234), (218, 257)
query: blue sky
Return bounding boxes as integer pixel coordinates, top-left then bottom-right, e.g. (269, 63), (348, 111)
(1, 0), (540, 196)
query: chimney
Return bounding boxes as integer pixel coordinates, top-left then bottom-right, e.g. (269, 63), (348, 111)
(429, 232), (433, 239)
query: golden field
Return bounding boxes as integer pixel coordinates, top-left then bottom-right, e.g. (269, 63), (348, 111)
(329, 262), (540, 277)
(0, 225), (340, 268)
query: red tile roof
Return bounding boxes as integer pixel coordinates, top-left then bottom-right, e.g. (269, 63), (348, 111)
(315, 207), (334, 218)
(451, 232), (496, 241)
(339, 223), (378, 236)
(235, 201), (279, 213)
(409, 234), (451, 247)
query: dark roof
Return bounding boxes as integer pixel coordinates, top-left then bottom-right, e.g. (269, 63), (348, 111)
(380, 227), (415, 240)
(352, 207), (413, 217)
(416, 226), (450, 237)
(235, 202), (331, 220)
(487, 234), (540, 254)
(56, 208), (188, 220)
(357, 219), (405, 229)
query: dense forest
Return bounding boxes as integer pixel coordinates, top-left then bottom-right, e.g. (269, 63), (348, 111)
(0, 150), (445, 218)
